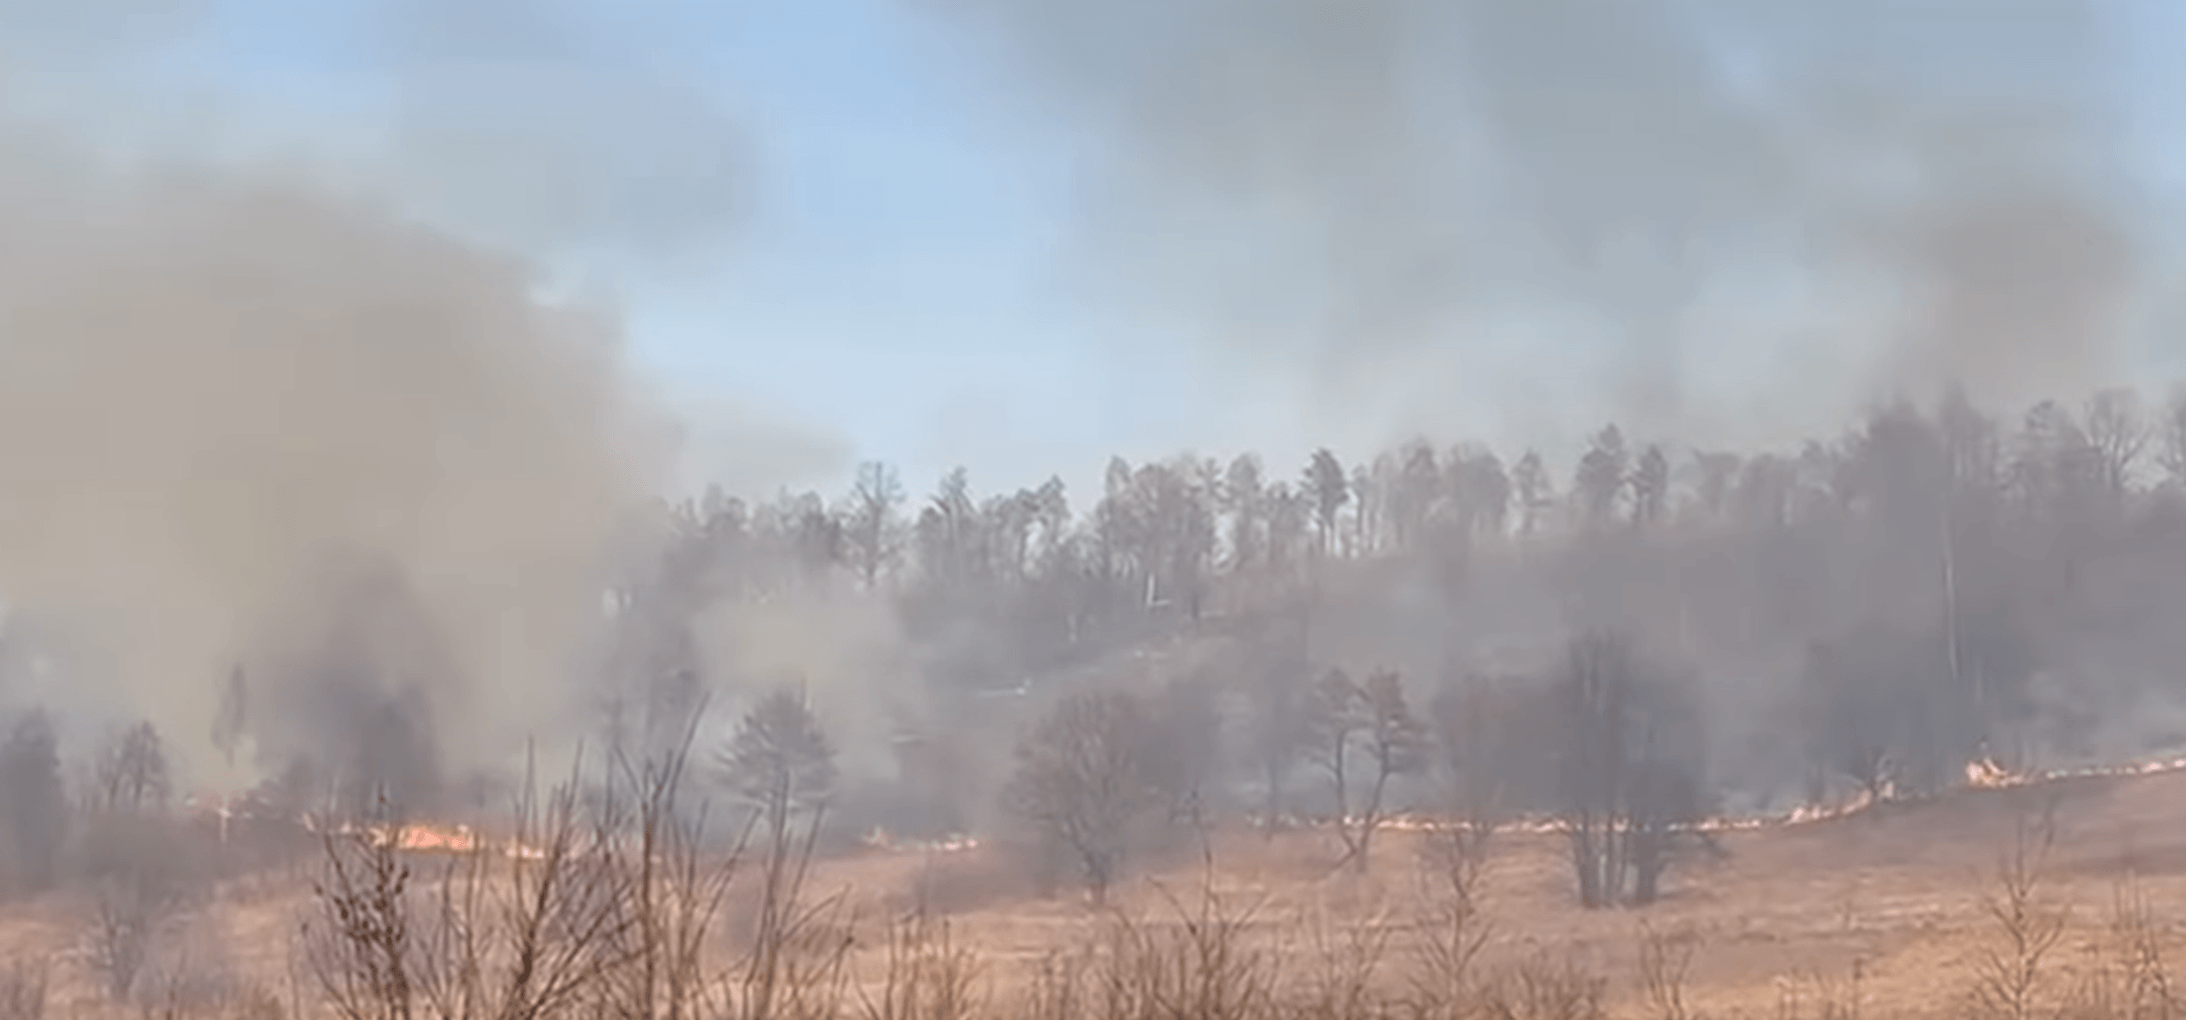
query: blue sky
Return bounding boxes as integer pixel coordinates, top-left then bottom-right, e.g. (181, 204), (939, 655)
(14, 0), (2186, 506)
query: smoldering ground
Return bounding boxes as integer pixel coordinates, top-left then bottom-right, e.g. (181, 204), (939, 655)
(912, 0), (2143, 461)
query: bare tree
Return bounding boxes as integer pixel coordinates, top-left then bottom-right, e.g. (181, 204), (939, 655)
(306, 770), (639, 1020)
(1574, 425), (1629, 529)
(1244, 641), (1314, 834)
(2083, 387), (2151, 500)
(1142, 674), (1225, 823)
(1511, 450), (1554, 536)
(1387, 441), (1441, 552)
(1553, 631), (1709, 908)
(1222, 453), (1267, 575)
(87, 872), (181, 1001)
(844, 459), (906, 590)
(2158, 386), (2186, 490)
(1455, 446), (1512, 540)
(1558, 633), (1633, 910)
(1303, 449), (1350, 560)
(94, 721), (171, 815)
(1631, 443), (1671, 528)
(1002, 690), (1160, 904)
(1691, 450), (1743, 521)
(0, 710), (65, 896)
(1308, 668), (1428, 873)
(1970, 802), (2068, 1020)
(1430, 672), (1561, 828)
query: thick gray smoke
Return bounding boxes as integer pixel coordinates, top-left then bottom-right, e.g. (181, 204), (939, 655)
(0, 162), (676, 790)
(0, 1), (797, 797)
(917, 0), (2140, 457)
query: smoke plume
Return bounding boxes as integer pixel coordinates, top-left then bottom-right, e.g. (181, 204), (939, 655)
(0, 1), (792, 795)
(0, 163), (678, 784)
(917, 0), (2140, 456)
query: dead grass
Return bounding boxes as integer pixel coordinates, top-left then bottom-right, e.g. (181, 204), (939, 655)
(5, 754), (2186, 1017)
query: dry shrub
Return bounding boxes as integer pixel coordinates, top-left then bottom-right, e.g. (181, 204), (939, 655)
(1969, 805), (2069, 1020)
(304, 765), (646, 1020)
(1294, 900), (1396, 1020)
(1775, 966), (1865, 1020)
(1478, 952), (1607, 1020)
(727, 899), (856, 1020)
(1407, 826), (1494, 1020)
(1636, 922), (1699, 1020)
(1004, 848), (1285, 1020)
(888, 849), (1030, 919)
(134, 945), (281, 1020)
(859, 913), (987, 1020)
(87, 872), (185, 1001)
(80, 810), (220, 1003)
(225, 984), (290, 1020)
(2060, 873), (2178, 1020)
(1017, 948), (1093, 1020)
(303, 722), (865, 1020)
(591, 748), (739, 1020)
(722, 792), (857, 1020)
(0, 961), (45, 1020)
(1106, 876), (1276, 1020)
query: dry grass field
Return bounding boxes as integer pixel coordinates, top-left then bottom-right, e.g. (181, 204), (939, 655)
(821, 768), (2186, 1020)
(2, 769), (2184, 1018)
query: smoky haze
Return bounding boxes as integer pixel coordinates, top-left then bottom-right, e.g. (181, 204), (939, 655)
(0, 161), (677, 789)
(5, 13), (2186, 1009)
(0, 0), (2169, 865)
(915, 0), (2139, 459)
(0, 0), (793, 800)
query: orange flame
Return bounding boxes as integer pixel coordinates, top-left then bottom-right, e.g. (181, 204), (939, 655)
(1264, 751), (2186, 839)
(862, 826), (981, 855)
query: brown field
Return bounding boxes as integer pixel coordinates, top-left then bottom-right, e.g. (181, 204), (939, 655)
(9, 769), (2186, 1018)
(826, 769), (2186, 1019)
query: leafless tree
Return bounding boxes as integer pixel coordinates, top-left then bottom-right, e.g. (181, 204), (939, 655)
(1303, 449), (1350, 560)
(1631, 444), (1671, 528)
(0, 960), (46, 1020)
(1454, 445), (1512, 540)
(1002, 690), (1161, 904)
(1553, 631), (1709, 908)
(844, 459), (906, 590)
(1142, 674), (1225, 823)
(1308, 668), (1428, 873)
(0, 711), (65, 896)
(1512, 450), (1554, 536)
(1574, 425), (1630, 529)
(2083, 386), (2152, 500)
(87, 871), (181, 1001)
(1387, 441), (1441, 552)
(306, 769), (642, 1020)
(1222, 453), (1267, 575)
(1431, 671), (1560, 827)
(2158, 386), (2186, 490)
(1970, 801), (2068, 1020)
(94, 720), (171, 814)
(1243, 639), (1314, 834)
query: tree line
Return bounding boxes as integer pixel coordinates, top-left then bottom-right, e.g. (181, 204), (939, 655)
(566, 381), (2186, 908)
(0, 381), (2175, 915)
